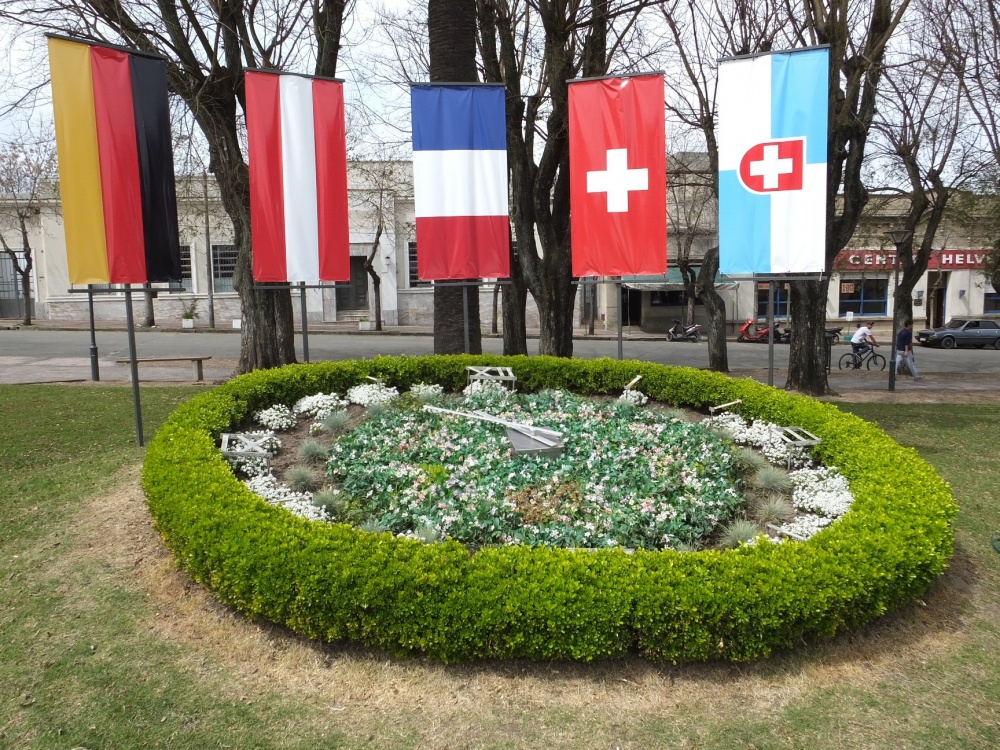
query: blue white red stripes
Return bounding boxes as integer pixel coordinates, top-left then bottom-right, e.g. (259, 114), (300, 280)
(410, 85), (510, 280)
(245, 71), (350, 283)
(718, 47), (828, 275)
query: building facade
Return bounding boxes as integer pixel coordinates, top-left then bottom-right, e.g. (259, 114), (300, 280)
(2, 162), (995, 332)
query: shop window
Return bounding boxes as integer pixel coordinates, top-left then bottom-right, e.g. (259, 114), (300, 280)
(838, 278), (887, 317)
(650, 290), (686, 307)
(212, 244), (238, 292)
(985, 289), (1000, 314)
(757, 283), (790, 319)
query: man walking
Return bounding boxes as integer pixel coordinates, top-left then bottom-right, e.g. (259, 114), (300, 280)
(895, 318), (921, 381)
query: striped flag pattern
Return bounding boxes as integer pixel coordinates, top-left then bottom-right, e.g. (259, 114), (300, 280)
(718, 47), (829, 274)
(410, 85), (510, 280)
(245, 70), (350, 283)
(48, 36), (181, 285)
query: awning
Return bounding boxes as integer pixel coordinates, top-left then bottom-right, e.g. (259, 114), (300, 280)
(620, 267), (739, 291)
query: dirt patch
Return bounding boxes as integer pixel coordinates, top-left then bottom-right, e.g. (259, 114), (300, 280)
(60, 467), (978, 749)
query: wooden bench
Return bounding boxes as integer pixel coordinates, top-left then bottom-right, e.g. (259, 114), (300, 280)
(116, 356), (212, 381)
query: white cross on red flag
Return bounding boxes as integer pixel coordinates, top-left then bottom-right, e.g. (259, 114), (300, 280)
(569, 74), (667, 277)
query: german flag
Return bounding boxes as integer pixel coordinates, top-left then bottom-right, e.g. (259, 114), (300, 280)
(48, 35), (181, 285)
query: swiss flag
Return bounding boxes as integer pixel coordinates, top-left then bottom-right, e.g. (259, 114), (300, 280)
(569, 74), (667, 277)
(738, 139), (804, 193)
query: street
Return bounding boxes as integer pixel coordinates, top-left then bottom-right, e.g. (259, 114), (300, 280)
(2, 327), (1000, 389)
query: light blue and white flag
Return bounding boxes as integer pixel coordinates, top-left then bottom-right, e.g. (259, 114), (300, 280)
(718, 47), (828, 274)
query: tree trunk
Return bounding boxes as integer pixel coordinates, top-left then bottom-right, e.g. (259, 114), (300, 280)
(428, 0), (482, 355)
(785, 277), (832, 396)
(19, 267), (31, 326)
(365, 222), (384, 332)
(696, 246), (728, 372)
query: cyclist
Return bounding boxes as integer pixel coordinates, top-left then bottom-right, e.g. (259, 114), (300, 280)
(849, 321), (878, 368)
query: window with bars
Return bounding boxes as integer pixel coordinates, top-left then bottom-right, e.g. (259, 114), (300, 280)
(838, 277), (887, 317)
(179, 245), (193, 292)
(756, 284), (790, 319)
(212, 244), (238, 292)
(407, 241), (430, 287)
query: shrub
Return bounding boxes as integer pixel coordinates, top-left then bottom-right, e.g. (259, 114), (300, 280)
(320, 410), (351, 433)
(734, 446), (770, 475)
(298, 440), (328, 465)
(718, 518), (762, 548)
(750, 465), (794, 495)
(143, 355), (957, 664)
(753, 495), (795, 525)
(286, 465), (320, 493)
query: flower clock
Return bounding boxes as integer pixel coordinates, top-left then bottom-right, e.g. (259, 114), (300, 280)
(142, 356), (956, 663)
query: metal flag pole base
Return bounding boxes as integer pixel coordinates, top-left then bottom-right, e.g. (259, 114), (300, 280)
(462, 285), (471, 355)
(299, 281), (310, 363)
(123, 286), (145, 447)
(617, 280), (624, 360)
(87, 284), (100, 381)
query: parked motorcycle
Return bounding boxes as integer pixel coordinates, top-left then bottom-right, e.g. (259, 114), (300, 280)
(737, 318), (778, 343)
(825, 326), (843, 344)
(666, 319), (701, 342)
(776, 326), (793, 344)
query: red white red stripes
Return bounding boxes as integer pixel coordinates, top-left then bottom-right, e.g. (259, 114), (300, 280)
(246, 71), (350, 283)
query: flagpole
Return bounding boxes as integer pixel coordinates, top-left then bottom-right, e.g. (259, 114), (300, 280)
(767, 280), (775, 387)
(123, 285), (145, 447)
(462, 285), (471, 355)
(299, 281), (310, 363)
(87, 284), (100, 381)
(616, 280), (624, 360)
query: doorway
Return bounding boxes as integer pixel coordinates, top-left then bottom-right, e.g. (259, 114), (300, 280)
(335, 257), (369, 312)
(620, 285), (642, 327)
(927, 271), (948, 328)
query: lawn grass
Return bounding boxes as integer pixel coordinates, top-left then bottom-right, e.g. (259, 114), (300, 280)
(2, 386), (999, 749)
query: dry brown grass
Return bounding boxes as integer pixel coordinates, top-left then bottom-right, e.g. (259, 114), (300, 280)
(61, 463), (984, 749)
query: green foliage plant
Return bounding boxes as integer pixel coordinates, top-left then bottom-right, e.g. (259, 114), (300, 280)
(143, 355), (957, 664)
(286, 465), (320, 493)
(298, 439), (328, 465)
(718, 518), (762, 549)
(754, 494), (796, 526)
(750, 465), (794, 495)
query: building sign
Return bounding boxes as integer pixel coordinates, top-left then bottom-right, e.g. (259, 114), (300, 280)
(834, 248), (989, 271)
(841, 282), (854, 294)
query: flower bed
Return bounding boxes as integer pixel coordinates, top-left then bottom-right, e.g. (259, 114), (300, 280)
(142, 355), (957, 663)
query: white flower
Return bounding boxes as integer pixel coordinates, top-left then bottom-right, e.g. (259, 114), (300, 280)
(410, 382), (445, 401)
(244, 473), (330, 522)
(347, 382), (399, 406)
(294, 392), (348, 419)
(618, 389), (649, 406)
(253, 404), (297, 431)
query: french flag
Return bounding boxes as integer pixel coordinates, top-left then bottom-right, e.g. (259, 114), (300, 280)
(717, 47), (828, 275)
(410, 85), (510, 280)
(245, 70), (350, 283)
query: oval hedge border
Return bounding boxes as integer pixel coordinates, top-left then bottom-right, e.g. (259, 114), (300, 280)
(142, 355), (956, 663)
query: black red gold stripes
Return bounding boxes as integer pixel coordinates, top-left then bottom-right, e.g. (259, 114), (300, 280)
(48, 36), (180, 285)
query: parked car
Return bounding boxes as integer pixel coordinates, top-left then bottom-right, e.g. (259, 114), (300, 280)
(916, 318), (1000, 349)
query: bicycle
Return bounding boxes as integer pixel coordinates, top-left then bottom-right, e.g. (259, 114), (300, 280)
(838, 344), (886, 371)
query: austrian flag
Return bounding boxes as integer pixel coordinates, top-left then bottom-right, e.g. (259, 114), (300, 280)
(245, 70), (350, 283)
(410, 85), (510, 280)
(568, 74), (667, 277)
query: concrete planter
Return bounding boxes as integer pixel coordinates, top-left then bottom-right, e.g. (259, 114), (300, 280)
(181, 318), (195, 329)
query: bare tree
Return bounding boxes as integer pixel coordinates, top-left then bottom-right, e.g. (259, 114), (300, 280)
(868, 24), (977, 334)
(0, 132), (56, 325)
(427, 0), (483, 354)
(656, 0), (789, 372)
(478, 0), (656, 357)
(351, 159), (411, 331)
(1, 0), (353, 372)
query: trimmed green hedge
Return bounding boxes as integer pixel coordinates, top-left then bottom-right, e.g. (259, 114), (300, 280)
(142, 356), (956, 663)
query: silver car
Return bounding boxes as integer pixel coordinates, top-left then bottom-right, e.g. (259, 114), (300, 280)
(916, 319), (1000, 349)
